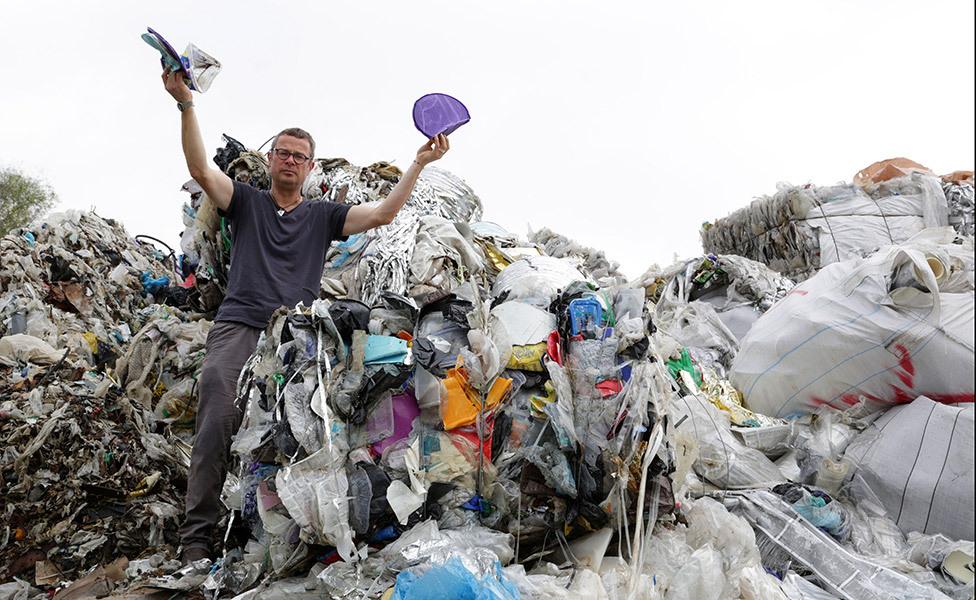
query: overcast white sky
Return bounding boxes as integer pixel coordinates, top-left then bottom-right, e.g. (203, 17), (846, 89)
(1, 1), (973, 278)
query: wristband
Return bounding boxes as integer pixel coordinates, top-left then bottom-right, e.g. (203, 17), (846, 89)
(177, 100), (194, 112)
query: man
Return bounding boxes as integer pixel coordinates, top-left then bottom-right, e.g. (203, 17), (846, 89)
(161, 67), (450, 563)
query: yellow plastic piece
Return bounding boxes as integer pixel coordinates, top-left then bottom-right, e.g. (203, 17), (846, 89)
(82, 331), (99, 353)
(506, 342), (548, 372)
(529, 381), (557, 419)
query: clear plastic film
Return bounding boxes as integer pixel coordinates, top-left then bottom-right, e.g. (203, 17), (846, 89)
(728, 490), (952, 600)
(669, 394), (785, 489)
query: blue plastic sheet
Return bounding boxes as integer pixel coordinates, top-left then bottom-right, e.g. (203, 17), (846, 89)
(391, 558), (519, 600)
(364, 335), (409, 365)
(140, 272), (170, 295)
(327, 233), (368, 268)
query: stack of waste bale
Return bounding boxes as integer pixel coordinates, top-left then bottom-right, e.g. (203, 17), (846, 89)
(701, 158), (976, 281)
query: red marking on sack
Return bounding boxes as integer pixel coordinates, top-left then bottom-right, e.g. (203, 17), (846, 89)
(791, 345), (973, 413)
(893, 344), (915, 388)
(888, 385), (915, 404)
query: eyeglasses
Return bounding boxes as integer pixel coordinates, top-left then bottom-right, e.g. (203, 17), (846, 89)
(270, 148), (312, 165)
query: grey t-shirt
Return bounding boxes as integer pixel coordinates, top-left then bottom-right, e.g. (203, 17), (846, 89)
(215, 181), (351, 328)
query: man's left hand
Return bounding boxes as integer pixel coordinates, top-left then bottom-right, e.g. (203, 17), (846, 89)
(415, 133), (450, 167)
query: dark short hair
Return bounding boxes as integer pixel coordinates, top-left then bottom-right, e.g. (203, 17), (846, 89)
(273, 127), (315, 158)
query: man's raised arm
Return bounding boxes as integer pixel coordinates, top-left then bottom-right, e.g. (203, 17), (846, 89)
(341, 134), (450, 236)
(162, 68), (233, 211)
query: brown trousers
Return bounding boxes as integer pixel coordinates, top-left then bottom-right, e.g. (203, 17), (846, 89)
(179, 320), (261, 552)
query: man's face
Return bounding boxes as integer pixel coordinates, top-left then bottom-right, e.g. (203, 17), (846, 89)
(268, 134), (314, 189)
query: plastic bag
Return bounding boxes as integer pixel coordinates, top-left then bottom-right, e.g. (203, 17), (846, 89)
(670, 394), (785, 489)
(0, 334), (63, 365)
(732, 228), (974, 417)
(491, 255), (587, 308)
(274, 448), (355, 561)
(664, 546), (725, 600)
(686, 497), (762, 577)
(182, 43), (222, 93)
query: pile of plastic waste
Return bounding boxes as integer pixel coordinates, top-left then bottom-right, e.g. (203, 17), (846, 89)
(1, 146), (973, 600)
(0, 212), (203, 582)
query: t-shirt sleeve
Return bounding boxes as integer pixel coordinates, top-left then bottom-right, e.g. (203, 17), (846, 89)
(218, 181), (255, 222)
(322, 201), (352, 242)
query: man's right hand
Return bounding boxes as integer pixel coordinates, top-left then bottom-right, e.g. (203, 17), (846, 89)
(162, 67), (193, 103)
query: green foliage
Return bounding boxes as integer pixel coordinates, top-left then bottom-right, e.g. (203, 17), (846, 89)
(0, 167), (58, 235)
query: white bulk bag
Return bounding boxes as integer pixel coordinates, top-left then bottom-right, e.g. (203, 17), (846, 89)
(731, 228), (973, 418)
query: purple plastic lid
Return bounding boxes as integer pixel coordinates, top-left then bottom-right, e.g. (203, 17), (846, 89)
(146, 27), (189, 77)
(413, 93), (470, 138)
